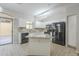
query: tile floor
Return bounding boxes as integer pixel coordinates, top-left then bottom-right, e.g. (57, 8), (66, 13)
(0, 43), (28, 56)
(0, 43), (77, 56)
(0, 36), (12, 45)
(51, 43), (77, 56)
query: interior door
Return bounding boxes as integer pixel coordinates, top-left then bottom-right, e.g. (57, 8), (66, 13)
(67, 15), (77, 47)
(0, 18), (12, 45)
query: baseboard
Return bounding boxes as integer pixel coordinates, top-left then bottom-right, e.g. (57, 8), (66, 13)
(68, 45), (76, 49)
(0, 43), (12, 46)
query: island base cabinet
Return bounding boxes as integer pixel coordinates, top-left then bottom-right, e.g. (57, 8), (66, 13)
(28, 38), (51, 56)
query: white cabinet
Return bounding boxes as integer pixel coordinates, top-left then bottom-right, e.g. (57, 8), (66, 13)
(18, 18), (26, 27)
(34, 21), (45, 28)
(18, 32), (21, 44)
(17, 18), (45, 28)
(28, 37), (51, 56)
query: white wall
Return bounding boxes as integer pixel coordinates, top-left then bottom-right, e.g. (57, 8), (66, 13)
(13, 18), (19, 44)
(66, 4), (79, 16)
(76, 15), (79, 50)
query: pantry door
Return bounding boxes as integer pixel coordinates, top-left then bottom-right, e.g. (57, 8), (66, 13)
(67, 15), (77, 47)
(0, 18), (12, 45)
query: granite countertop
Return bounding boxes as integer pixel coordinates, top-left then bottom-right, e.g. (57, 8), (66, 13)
(26, 32), (52, 39)
(26, 36), (51, 39)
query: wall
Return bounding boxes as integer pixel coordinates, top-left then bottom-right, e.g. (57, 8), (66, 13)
(66, 4), (79, 16)
(76, 15), (79, 50)
(13, 18), (19, 44)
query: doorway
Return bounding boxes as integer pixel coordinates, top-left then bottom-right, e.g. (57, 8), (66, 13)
(0, 18), (13, 45)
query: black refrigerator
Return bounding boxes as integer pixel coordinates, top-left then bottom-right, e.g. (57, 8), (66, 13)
(52, 22), (65, 46)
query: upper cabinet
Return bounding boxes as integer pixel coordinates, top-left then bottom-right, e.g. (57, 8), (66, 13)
(18, 18), (26, 27)
(34, 21), (45, 28)
(17, 18), (45, 29)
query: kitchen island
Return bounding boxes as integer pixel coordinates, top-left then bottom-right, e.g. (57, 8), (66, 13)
(27, 32), (52, 56)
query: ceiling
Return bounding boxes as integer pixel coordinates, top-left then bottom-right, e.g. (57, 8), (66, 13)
(0, 3), (78, 19)
(0, 3), (57, 18)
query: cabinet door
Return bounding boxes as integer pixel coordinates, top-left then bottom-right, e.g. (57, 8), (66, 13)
(18, 19), (25, 27)
(34, 21), (45, 28)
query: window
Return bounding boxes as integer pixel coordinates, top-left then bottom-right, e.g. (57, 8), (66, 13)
(26, 21), (32, 29)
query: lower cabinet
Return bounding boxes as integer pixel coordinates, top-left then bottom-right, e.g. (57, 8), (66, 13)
(28, 38), (51, 56)
(18, 32), (29, 44)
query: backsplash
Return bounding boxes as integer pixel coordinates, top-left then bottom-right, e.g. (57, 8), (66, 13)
(17, 27), (47, 33)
